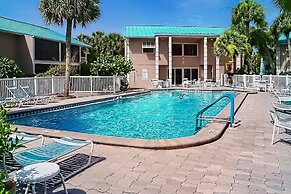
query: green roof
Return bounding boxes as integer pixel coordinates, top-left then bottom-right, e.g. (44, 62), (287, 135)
(278, 34), (291, 43)
(0, 16), (88, 47)
(125, 25), (227, 37)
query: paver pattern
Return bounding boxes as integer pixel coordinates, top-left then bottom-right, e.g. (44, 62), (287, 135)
(26, 93), (291, 194)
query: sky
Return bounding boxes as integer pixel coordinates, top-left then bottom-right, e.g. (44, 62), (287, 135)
(0, 0), (279, 38)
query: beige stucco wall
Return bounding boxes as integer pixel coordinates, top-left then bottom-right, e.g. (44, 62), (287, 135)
(17, 36), (34, 74)
(128, 36), (229, 88)
(0, 32), (35, 74)
(0, 32), (18, 61)
(129, 64), (156, 88)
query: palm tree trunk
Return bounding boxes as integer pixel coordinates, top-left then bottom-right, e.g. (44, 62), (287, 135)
(287, 32), (291, 70)
(64, 19), (73, 97)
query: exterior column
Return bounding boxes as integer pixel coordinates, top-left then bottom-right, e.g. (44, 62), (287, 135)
(276, 46), (281, 75)
(155, 36), (159, 79)
(168, 37), (172, 81)
(203, 37), (208, 80)
(215, 57), (220, 83)
(236, 55), (241, 69)
(125, 39), (130, 60)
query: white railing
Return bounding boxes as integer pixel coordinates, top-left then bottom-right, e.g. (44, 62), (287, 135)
(223, 74), (290, 90)
(0, 76), (123, 98)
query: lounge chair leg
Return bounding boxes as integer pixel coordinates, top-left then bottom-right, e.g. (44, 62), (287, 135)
(271, 125), (276, 145)
(60, 173), (68, 194)
(24, 183), (30, 194)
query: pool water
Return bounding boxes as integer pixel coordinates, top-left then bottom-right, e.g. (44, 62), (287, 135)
(11, 91), (236, 140)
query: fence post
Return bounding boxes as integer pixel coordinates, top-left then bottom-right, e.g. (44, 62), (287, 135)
(243, 74), (247, 89)
(90, 75), (93, 93)
(34, 76), (38, 95)
(269, 74), (272, 86)
(51, 75), (55, 94)
(113, 76), (116, 93)
(286, 75), (289, 87)
(13, 77), (16, 86)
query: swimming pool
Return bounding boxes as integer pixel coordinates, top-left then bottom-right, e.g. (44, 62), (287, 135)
(11, 91), (236, 140)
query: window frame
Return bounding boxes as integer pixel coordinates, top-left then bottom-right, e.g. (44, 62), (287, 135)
(172, 43), (199, 57)
(142, 41), (155, 54)
(172, 43), (183, 56)
(183, 43), (199, 57)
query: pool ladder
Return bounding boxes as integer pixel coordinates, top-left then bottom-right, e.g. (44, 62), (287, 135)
(195, 93), (235, 130)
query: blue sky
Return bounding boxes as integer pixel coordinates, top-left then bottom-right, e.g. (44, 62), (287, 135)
(0, 0), (278, 38)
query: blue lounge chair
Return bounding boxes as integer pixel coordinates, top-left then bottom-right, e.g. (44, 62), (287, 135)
(11, 133), (44, 145)
(14, 137), (94, 167)
(20, 85), (52, 104)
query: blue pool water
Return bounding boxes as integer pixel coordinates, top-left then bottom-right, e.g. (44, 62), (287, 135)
(11, 91), (236, 140)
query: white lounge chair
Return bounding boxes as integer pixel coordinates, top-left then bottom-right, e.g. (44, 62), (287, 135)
(20, 85), (52, 104)
(269, 109), (291, 145)
(6, 86), (32, 107)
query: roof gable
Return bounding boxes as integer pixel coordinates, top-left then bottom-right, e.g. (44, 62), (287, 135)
(0, 16), (88, 47)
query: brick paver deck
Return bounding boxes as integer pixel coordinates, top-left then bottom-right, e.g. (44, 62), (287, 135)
(36, 93), (291, 193)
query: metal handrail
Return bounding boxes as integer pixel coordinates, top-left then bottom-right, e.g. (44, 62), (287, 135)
(195, 93), (235, 130)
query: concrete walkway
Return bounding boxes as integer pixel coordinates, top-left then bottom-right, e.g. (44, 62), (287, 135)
(48, 93), (291, 194)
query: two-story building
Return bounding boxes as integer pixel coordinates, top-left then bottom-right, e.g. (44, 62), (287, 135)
(124, 25), (239, 88)
(0, 16), (89, 74)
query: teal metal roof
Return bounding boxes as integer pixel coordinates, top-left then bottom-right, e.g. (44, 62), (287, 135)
(278, 34), (291, 43)
(0, 16), (88, 47)
(125, 25), (227, 37)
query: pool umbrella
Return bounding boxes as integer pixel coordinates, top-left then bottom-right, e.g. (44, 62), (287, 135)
(260, 58), (265, 76)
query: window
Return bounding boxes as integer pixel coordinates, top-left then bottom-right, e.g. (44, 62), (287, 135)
(142, 41), (155, 53)
(61, 44), (80, 62)
(35, 38), (59, 61)
(172, 44), (182, 56)
(184, 44), (198, 56)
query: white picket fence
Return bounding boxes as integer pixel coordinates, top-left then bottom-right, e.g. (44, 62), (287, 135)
(0, 76), (123, 98)
(223, 74), (290, 90)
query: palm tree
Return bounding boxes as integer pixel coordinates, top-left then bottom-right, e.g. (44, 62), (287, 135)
(214, 28), (251, 62)
(39, 0), (101, 96)
(274, 0), (291, 12)
(271, 11), (291, 71)
(232, 0), (267, 35)
(231, 0), (267, 73)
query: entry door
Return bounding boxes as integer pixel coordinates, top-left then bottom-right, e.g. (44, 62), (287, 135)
(176, 69), (182, 85)
(191, 69), (198, 80)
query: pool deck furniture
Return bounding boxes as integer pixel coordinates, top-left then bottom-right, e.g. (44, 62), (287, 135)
(254, 80), (267, 92)
(273, 102), (291, 113)
(20, 85), (52, 104)
(6, 86), (33, 107)
(269, 109), (291, 145)
(14, 137), (94, 167)
(15, 162), (67, 194)
(11, 133), (44, 145)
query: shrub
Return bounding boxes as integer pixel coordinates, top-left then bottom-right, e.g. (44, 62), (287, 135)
(0, 57), (23, 78)
(90, 54), (134, 76)
(80, 63), (91, 76)
(37, 65), (79, 77)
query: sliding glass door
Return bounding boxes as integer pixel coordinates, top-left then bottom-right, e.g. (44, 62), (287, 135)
(171, 68), (199, 85)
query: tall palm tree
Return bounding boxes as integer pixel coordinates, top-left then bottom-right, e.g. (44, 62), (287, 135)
(231, 0), (267, 73)
(39, 0), (101, 96)
(271, 11), (291, 71)
(274, 0), (291, 12)
(232, 0), (267, 35)
(214, 28), (251, 64)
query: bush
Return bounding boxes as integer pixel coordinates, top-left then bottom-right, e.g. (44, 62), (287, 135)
(80, 63), (91, 76)
(0, 57), (23, 78)
(90, 54), (134, 76)
(37, 65), (79, 77)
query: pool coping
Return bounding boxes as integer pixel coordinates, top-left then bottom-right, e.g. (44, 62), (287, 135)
(12, 89), (250, 150)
